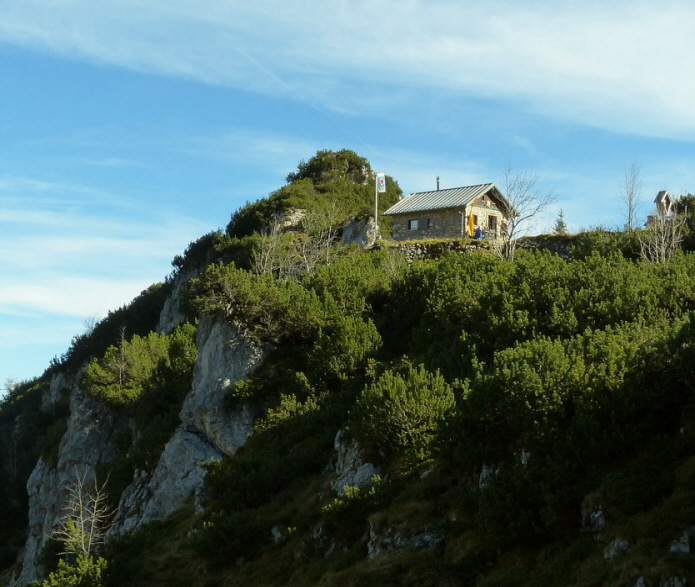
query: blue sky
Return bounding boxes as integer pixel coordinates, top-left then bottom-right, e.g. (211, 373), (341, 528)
(2, 0), (695, 388)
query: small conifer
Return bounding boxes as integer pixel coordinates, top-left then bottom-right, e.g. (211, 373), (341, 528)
(553, 209), (568, 235)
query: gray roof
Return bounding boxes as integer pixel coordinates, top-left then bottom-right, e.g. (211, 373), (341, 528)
(383, 183), (504, 215)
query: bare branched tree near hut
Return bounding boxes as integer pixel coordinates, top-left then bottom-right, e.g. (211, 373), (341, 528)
(639, 209), (687, 263)
(619, 162), (643, 231)
(496, 164), (557, 261)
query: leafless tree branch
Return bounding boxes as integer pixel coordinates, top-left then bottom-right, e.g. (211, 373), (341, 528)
(53, 472), (113, 558)
(619, 161), (643, 231)
(497, 163), (557, 261)
(639, 209), (687, 263)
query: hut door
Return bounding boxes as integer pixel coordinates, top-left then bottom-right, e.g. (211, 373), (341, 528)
(488, 216), (497, 235)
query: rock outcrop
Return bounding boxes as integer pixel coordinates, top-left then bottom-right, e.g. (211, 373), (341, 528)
(603, 537), (631, 562)
(109, 317), (265, 536)
(341, 216), (377, 248)
(157, 269), (198, 334)
(109, 429), (223, 536)
(18, 311), (266, 583)
(331, 430), (380, 496)
(18, 388), (124, 585)
(179, 317), (263, 457)
(367, 521), (443, 559)
(41, 372), (71, 413)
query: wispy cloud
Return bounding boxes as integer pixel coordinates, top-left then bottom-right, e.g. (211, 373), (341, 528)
(0, 177), (210, 320)
(82, 157), (144, 168)
(0, 276), (155, 318)
(2, 1), (694, 139)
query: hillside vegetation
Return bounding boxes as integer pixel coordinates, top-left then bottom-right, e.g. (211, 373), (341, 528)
(2, 150), (695, 587)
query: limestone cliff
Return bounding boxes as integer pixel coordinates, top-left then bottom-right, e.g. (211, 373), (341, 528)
(16, 284), (265, 584)
(109, 316), (264, 537)
(17, 382), (125, 585)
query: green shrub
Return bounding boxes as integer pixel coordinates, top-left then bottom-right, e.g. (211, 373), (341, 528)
(309, 315), (382, 382)
(456, 320), (674, 466)
(81, 331), (171, 406)
(195, 510), (272, 565)
(350, 365), (455, 464)
(171, 230), (225, 274)
(568, 229), (641, 260)
(226, 149), (401, 239)
(303, 249), (397, 318)
(53, 283), (170, 376)
(30, 555), (107, 587)
(190, 263), (327, 344)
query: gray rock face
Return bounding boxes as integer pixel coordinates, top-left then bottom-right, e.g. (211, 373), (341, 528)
(109, 428), (223, 537)
(157, 269), (198, 334)
(331, 430), (381, 496)
(661, 578), (688, 587)
(282, 208), (306, 229)
(582, 506), (607, 533)
(670, 532), (691, 554)
(341, 216), (377, 248)
(41, 372), (71, 413)
(367, 521), (443, 559)
(479, 464), (499, 489)
(603, 537), (630, 562)
(18, 387), (123, 586)
(109, 317), (265, 536)
(181, 317), (264, 456)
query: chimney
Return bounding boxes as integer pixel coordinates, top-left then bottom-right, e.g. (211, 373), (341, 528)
(436, 176), (440, 191)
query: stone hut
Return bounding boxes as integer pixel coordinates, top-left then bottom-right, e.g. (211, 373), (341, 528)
(384, 183), (511, 241)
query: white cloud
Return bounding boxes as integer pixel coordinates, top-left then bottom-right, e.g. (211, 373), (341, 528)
(1, 1), (694, 138)
(0, 276), (154, 318)
(0, 177), (211, 324)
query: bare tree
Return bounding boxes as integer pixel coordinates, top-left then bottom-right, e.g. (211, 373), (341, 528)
(639, 209), (687, 263)
(53, 472), (113, 558)
(619, 161), (643, 231)
(251, 218), (291, 277)
(251, 204), (341, 281)
(295, 204), (341, 273)
(3, 377), (17, 395)
(496, 164), (557, 261)
(82, 316), (100, 336)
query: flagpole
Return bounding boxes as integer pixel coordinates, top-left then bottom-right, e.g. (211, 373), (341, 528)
(374, 173), (378, 240)
(374, 172), (386, 242)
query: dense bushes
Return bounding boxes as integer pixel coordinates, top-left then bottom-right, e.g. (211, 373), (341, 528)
(30, 555), (107, 587)
(82, 331), (172, 406)
(82, 324), (198, 497)
(226, 149), (401, 239)
(190, 263), (328, 344)
(404, 251), (695, 381)
(350, 365), (455, 465)
(190, 242), (695, 576)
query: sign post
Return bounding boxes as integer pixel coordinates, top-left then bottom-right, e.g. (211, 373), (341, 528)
(375, 172), (386, 240)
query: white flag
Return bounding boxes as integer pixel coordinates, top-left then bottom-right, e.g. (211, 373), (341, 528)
(376, 172), (386, 193)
